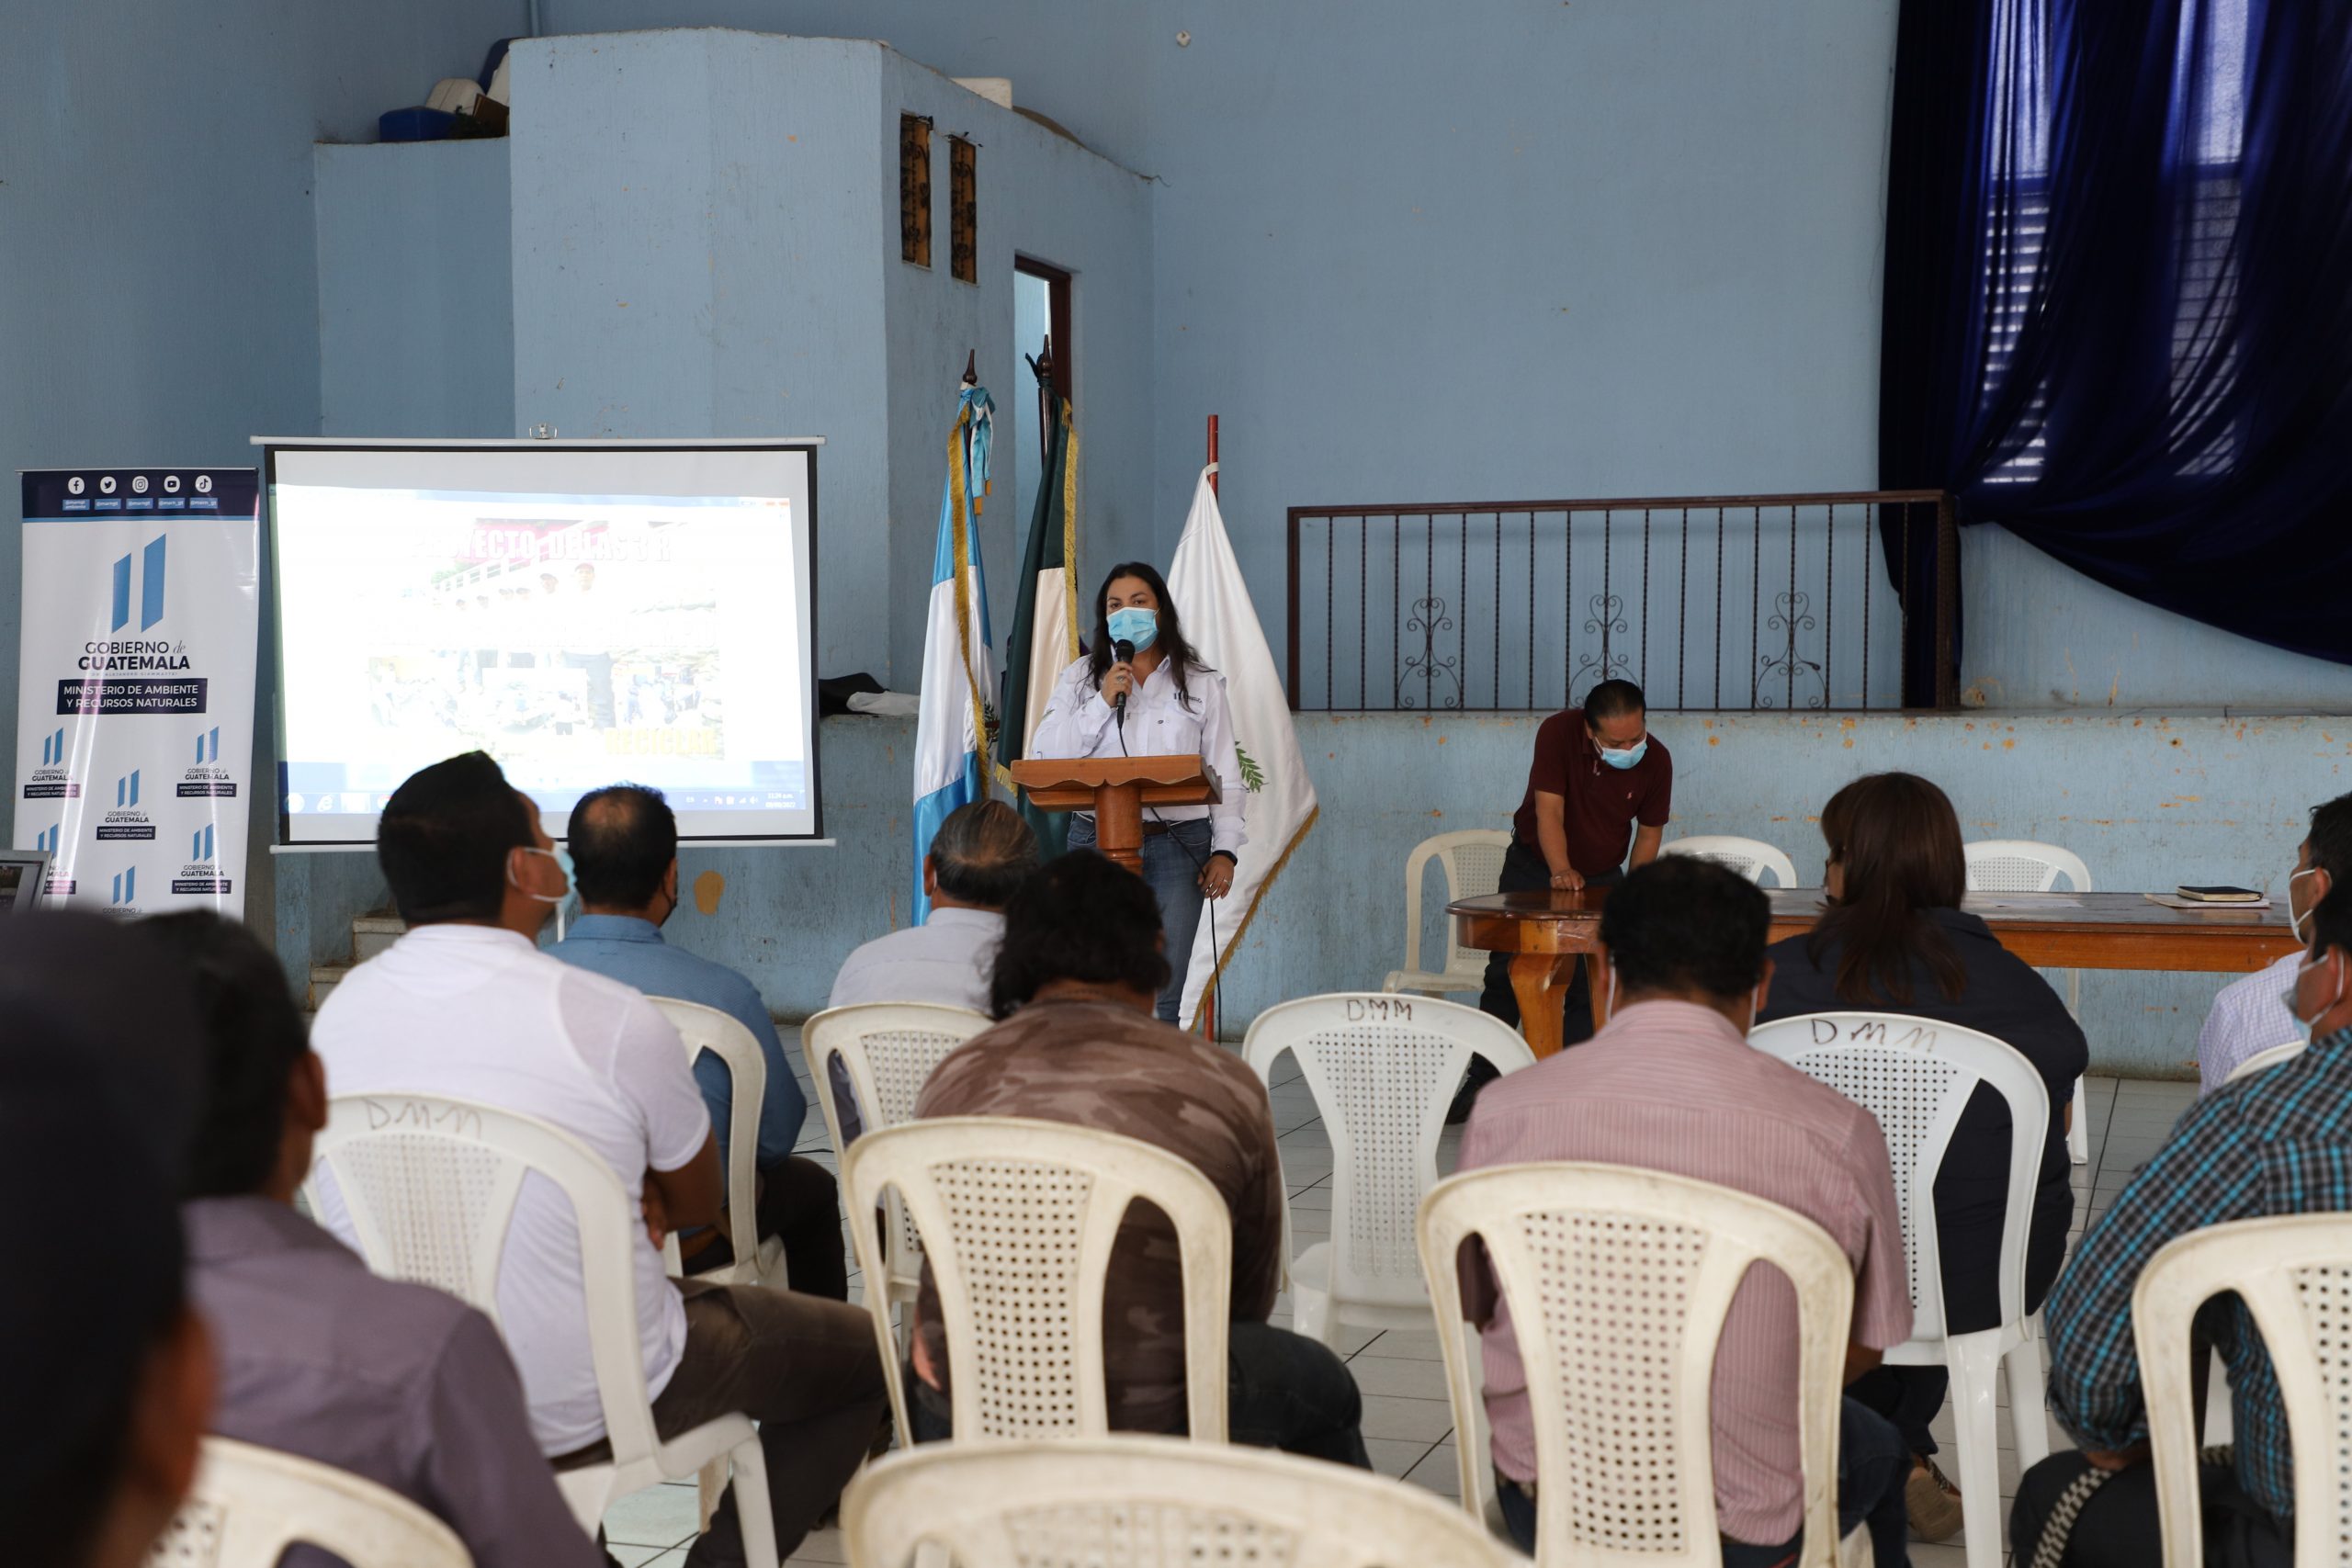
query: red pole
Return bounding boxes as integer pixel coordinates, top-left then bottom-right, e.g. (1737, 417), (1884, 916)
(1200, 412), (1221, 1040)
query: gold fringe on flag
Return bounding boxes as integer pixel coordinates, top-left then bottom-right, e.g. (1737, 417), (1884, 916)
(1182, 805), (1321, 1034)
(1059, 398), (1081, 662)
(946, 408), (990, 797)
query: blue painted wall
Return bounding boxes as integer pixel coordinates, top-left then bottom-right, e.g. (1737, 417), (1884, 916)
(315, 142), (515, 440)
(655, 707), (2342, 1078)
(1961, 530), (2352, 711)
(876, 46), (1159, 693)
(1, 0), (523, 957)
(1232, 710), (2345, 1078)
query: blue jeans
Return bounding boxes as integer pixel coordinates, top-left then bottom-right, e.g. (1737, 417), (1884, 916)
(1498, 1397), (1909, 1567)
(907, 1319), (1371, 1468)
(1068, 814), (1213, 1024)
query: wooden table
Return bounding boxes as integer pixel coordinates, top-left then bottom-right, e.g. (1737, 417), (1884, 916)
(1448, 886), (2301, 1060)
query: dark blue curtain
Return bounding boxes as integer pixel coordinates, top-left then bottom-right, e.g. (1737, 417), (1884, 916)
(1881, 0), (2352, 702)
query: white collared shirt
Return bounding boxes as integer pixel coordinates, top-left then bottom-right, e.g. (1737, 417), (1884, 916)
(1028, 655), (1248, 857)
(2197, 950), (2302, 1095)
(828, 906), (1004, 1014)
(310, 924), (711, 1454)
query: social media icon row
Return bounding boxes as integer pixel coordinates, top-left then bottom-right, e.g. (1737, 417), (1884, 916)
(64, 474), (212, 497)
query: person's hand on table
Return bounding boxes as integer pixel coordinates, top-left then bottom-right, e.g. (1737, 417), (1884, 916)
(1101, 663), (1136, 706)
(1200, 852), (1236, 898)
(1548, 867), (1585, 891)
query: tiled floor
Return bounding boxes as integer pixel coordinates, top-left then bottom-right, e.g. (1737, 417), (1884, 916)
(605, 1038), (2201, 1567)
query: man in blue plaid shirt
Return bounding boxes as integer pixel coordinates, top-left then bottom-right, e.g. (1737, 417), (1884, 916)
(2007, 898), (2352, 1566)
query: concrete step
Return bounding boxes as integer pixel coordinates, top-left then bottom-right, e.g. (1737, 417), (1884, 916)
(352, 912), (405, 962)
(310, 962), (353, 1013)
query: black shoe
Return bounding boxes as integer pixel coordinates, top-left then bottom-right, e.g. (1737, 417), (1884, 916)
(1446, 1056), (1503, 1124)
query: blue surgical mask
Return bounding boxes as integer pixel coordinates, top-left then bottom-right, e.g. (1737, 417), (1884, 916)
(1106, 605), (1159, 653)
(1596, 737), (1648, 771)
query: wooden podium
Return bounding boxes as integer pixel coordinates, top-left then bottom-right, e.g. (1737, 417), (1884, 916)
(1009, 756), (1223, 874)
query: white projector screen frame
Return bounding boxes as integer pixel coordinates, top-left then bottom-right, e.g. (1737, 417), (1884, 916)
(262, 438), (822, 846)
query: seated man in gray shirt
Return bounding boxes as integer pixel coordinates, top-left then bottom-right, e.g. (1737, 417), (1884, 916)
(144, 910), (601, 1568)
(823, 798), (1038, 1138)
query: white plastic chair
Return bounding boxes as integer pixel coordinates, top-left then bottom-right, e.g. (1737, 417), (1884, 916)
(1418, 1162), (1866, 1566)
(1748, 1012), (2052, 1568)
(840, 1435), (1524, 1568)
(1963, 838), (2093, 1163)
(1242, 992), (1534, 1343)
(801, 1002), (992, 1332)
(2137, 1214), (2352, 1567)
(2222, 1039), (2306, 1087)
(648, 997), (785, 1290)
(841, 1115), (1233, 1444)
(1658, 834), (1801, 887)
(147, 1438), (473, 1568)
(307, 1094), (779, 1568)
(1382, 829), (1512, 996)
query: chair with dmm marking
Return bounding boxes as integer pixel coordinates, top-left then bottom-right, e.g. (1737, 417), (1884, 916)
(1242, 991), (1533, 1344)
(1748, 1011), (2052, 1568)
(1418, 1162), (1871, 1566)
(841, 1116), (1232, 1445)
(305, 1094), (779, 1568)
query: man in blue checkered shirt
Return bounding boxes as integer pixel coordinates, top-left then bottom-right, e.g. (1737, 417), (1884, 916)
(2007, 897), (2352, 1565)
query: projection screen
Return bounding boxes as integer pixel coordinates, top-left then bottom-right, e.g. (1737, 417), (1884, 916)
(266, 440), (820, 844)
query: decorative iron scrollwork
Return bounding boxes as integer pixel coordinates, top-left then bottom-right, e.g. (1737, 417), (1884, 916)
(1396, 596), (1463, 709)
(1575, 592), (1632, 688)
(1757, 591), (1826, 708)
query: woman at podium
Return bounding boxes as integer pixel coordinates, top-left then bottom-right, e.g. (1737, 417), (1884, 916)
(1030, 561), (1249, 1022)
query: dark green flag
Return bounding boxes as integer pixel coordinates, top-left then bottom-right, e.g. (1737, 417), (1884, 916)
(998, 355), (1078, 857)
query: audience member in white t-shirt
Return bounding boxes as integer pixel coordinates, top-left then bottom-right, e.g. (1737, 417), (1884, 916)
(2195, 793), (2352, 1093)
(311, 752), (885, 1567)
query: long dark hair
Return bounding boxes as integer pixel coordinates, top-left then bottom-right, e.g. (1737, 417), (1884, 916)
(1085, 561), (1212, 710)
(1807, 772), (1970, 1006)
(989, 852), (1171, 1020)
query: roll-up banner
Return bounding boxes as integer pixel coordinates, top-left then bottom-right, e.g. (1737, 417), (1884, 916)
(15, 468), (261, 915)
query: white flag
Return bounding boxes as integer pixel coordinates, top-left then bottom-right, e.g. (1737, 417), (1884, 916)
(1166, 466), (1318, 1026)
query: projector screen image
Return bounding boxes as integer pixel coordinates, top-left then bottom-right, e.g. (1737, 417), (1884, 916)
(269, 442), (820, 843)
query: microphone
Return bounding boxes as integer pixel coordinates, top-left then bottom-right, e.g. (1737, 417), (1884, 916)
(1112, 638), (1135, 726)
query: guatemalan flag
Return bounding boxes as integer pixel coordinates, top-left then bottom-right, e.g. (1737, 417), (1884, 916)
(910, 381), (996, 923)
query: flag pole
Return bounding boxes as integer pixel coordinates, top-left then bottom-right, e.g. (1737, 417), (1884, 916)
(1199, 412), (1221, 1038)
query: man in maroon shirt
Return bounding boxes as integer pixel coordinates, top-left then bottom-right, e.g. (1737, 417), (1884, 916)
(1464, 681), (1672, 1093)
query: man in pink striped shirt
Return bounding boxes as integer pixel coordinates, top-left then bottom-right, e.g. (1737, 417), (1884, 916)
(1457, 855), (1915, 1566)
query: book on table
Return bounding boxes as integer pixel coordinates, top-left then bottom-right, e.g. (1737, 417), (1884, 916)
(2176, 886), (2265, 903)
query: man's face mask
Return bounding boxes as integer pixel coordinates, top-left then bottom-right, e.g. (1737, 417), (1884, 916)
(2289, 864), (2326, 945)
(509, 844), (570, 906)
